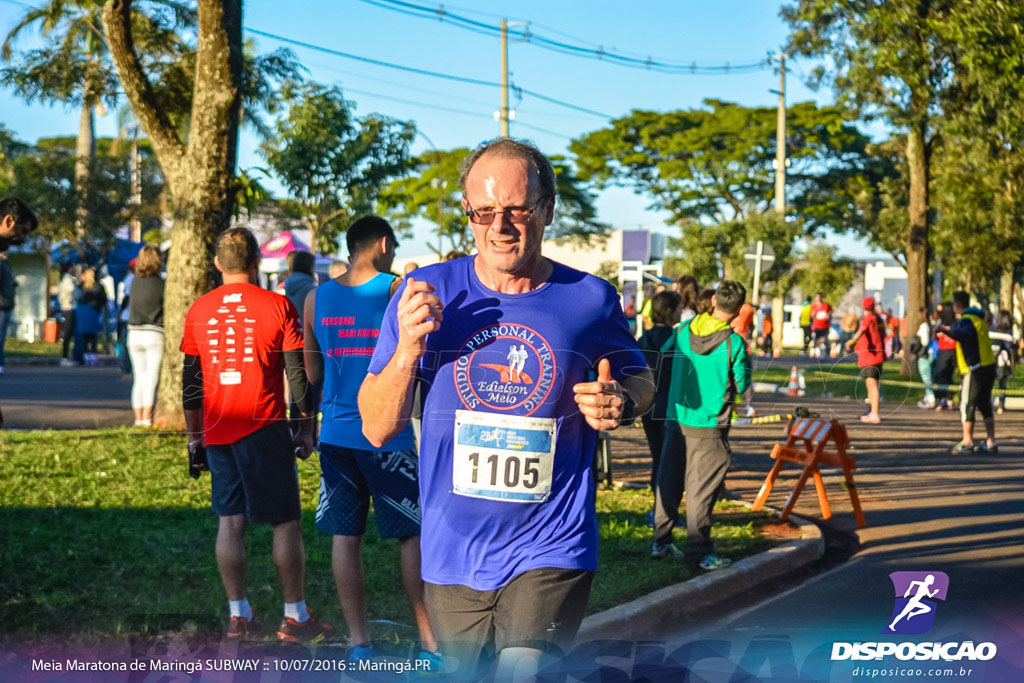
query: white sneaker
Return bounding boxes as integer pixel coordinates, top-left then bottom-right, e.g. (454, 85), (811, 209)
(744, 405), (757, 418)
(60, 358), (75, 367)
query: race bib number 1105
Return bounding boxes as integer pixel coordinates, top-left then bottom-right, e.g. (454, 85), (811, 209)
(452, 410), (557, 503)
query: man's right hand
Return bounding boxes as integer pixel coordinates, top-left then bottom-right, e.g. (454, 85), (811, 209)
(396, 277), (443, 361)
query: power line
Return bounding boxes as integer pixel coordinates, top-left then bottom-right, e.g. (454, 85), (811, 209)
(359, 0), (771, 75)
(245, 27), (613, 119)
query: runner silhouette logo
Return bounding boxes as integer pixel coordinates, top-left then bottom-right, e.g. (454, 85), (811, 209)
(883, 571), (949, 635)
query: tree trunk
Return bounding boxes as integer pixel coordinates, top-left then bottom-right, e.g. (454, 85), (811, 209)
(999, 265), (1014, 316)
(104, 0), (243, 429)
(153, 187), (230, 428)
(902, 123), (929, 378)
(74, 98), (95, 250)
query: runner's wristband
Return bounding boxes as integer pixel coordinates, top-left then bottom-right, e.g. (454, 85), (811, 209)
(619, 392), (637, 427)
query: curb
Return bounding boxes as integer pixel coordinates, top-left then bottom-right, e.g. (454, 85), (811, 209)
(576, 506), (824, 642)
(4, 355), (120, 367)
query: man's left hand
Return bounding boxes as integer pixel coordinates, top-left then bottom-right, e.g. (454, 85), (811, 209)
(573, 358), (626, 431)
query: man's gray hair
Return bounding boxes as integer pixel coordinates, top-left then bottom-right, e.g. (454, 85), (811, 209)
(458, 138), (556, 198)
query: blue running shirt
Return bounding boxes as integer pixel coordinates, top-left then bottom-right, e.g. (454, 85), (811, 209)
(368, 257), (645, 590)
(315, 274), (415, 451)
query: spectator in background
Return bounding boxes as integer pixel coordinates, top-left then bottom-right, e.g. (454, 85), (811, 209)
(939, 291), (997, 454)
(0, 247), (15, 374)
(443, 250), (468, 261)
(799, 298), (812, 354)
(913, 306), (936, 409)
(127, 245), (165, 427)
(284, 251), (317, 325)
(989, 309), (1015, 416)
(329, 259), (348, 279)
(654, 280), (750, 570)
(759, 307), (774, 356)
(58, 264), (79, 367)
(697, 287), (715, 315)
(75, 267), (107, 367)
(933, 304), (958, 411)
(117, 259), (136, 374)
(730, 300), (757, 418)
(402, 261), (419, 277)
(845, 296), (885, 424)
(0, 197), (38, 251)
(674, 275), (700, 323)
(840, 309), (859, 352)
(638, 290), (683, 503)
(810, 293), (833, 358)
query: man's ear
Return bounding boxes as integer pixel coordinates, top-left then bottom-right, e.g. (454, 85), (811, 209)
(213, 256), (223, 274)
(711, 294), (717, 309)
(542, 195), (556, 226)
(0, 215), (12, 232)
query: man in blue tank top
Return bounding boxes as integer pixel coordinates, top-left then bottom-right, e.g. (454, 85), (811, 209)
(304, 216), (439, 668)
(360, 139), (654, 679)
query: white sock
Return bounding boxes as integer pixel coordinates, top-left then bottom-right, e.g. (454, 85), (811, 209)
(229, 598), (253, 620)
(284, 600), (309, 623)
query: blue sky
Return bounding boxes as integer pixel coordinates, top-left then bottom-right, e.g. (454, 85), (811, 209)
(0, 0), (884, 260)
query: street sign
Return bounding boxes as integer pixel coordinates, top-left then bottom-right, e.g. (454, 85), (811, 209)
(744, 242), (776, 265)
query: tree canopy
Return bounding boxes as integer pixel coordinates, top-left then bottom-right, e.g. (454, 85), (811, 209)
(262, 81), (415, 255)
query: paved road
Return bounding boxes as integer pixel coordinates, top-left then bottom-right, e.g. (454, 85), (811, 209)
(602, 397), (1024, 682)
(0, 362), (132, 430)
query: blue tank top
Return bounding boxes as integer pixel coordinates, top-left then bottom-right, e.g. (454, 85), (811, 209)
(315, 273), (415, 451)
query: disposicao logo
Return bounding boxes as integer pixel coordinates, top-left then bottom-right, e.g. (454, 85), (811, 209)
(884, 570), (949, 635)
(831, 571), (997, 662)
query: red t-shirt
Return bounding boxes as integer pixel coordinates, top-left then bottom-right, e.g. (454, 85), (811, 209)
(810, 302), (833, 331)
(731, 302), (755, 337)
(854, 311), (885, 367)
(180, 283), (303, 445)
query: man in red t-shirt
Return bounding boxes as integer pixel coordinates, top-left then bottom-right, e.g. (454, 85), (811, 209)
(810, 293), (833, 358)
(730, 301), (757, 416)
(845, 296), (885, 423)
(181, 228), (330, 643)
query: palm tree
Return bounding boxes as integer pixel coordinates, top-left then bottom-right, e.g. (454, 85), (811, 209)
(2, 0), (193, 243)
(2, 0), (110, 239)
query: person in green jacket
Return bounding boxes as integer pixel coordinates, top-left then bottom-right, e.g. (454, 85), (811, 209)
(652, 280), (751, 570)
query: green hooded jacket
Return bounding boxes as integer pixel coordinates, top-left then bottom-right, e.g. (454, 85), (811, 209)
(663, 313), (751, 436)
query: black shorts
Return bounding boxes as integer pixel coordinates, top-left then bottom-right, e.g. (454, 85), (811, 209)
(960, 364), (996, 422)
(424, 568), (594, 678)
(206, 421), (301, 524)
(859, 364), (883, 381)
(316, 442), (421, 539)
(813, 328), (829, 343)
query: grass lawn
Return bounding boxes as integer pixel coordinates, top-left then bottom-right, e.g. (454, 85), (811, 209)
(4, 339), (63, 358)
(752, 358), (1024, 406)
(0, 429), (791, 649)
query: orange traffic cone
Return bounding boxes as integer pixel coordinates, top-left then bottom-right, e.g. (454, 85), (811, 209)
(787, 366), (800, 397)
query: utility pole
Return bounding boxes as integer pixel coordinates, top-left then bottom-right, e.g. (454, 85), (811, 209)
(774, 53), (786, 216)
(500, 18), (510, 137)
(770, 53), (787, 355)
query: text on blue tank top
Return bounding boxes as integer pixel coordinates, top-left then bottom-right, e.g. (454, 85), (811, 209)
(315, 273), (414, 451)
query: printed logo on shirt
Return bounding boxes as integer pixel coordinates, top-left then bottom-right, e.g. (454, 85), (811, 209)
(222, 293), (243, 304)
(454, 323), (556, 415)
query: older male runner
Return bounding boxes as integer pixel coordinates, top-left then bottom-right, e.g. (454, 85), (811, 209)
(359, 139), (653, 678)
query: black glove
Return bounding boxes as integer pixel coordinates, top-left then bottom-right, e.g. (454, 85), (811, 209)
(188, 441), (209, 479)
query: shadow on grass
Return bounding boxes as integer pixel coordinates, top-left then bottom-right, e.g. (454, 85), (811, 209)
(0, 507), (413, 648)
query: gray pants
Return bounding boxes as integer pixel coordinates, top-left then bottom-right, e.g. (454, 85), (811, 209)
(654, 423), (732, 560)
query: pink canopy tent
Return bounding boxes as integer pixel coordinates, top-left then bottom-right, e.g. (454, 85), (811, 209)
(260, 230), (310, 258)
